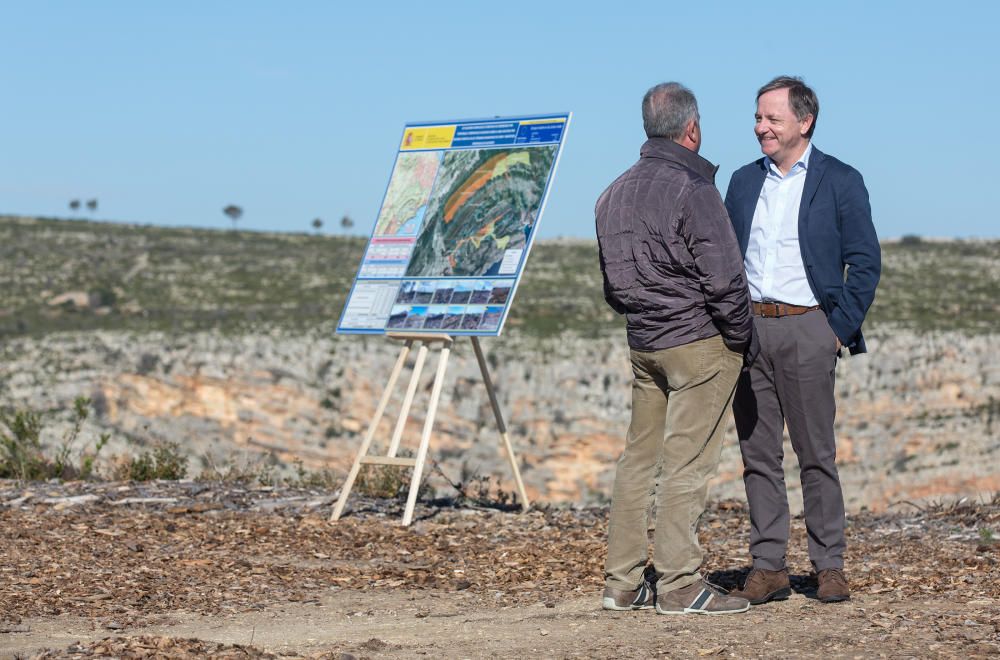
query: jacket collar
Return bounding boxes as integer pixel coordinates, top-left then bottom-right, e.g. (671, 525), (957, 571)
(640, 138), (719, 184)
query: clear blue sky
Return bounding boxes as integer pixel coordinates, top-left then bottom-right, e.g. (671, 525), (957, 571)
(2, 1), (997, 239)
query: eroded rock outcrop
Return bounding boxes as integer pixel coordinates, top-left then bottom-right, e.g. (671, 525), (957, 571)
(1, 327), (997, 512)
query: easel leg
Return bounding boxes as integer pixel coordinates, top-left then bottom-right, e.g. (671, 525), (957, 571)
(386, 341), (430, 458)
(471, 337), (530, 511)
(331, 340), (413, 522)
(402, 338), (452, 526)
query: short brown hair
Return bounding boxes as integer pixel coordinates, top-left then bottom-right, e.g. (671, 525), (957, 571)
(757, 76), (819, 138)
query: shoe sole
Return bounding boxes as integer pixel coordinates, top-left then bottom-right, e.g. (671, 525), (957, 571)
(748, 586), (792, 605)
(819, 594), (851, 603)
(602, 597), (653, 611)
(655, 603), (750, 616)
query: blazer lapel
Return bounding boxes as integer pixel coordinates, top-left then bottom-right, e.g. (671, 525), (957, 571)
(798, 147), (828, 232)
(739, 160), (767, 254)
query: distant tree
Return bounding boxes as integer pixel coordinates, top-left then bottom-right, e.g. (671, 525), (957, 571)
(69, 199), (81, 212)
(223, 205), (243, 230)
(312, 217), (323, 233)
(86, 199), (98, 213)
(900, 234), (923, 245)
(340, 214), (354, 231)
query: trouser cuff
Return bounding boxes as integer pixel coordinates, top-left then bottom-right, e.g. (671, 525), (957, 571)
(656, 573), (702, 595)
(605, 577), (642, 591)
(812, 558), (844, 572)
(752, 557), (786, 571)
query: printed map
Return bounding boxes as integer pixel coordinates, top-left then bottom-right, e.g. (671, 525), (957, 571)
(373, 152), (442, 236)
(337, 113), (569, 336)
(405, 146), (557, 277)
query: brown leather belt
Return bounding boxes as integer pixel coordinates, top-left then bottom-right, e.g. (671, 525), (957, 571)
(752, 302), (821, 318)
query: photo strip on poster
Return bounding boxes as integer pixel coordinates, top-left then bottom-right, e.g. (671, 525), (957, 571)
(337, 113), (570, 336)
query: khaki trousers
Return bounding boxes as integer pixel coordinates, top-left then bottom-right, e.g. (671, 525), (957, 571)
(604, 334), (742, 594)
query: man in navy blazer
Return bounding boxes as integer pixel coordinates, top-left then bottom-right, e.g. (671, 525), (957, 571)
(724, 76), (880, 605)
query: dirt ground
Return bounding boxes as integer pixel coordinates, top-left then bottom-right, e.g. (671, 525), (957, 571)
(2, 481), (999, 658)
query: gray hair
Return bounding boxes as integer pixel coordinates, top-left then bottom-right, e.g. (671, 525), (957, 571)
(642, 82), (699, 140)
(757, 75), (819, 138)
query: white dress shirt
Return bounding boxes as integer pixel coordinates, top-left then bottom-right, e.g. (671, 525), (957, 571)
(744, 143), (818, 306)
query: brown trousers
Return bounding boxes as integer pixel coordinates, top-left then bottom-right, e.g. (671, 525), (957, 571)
(604, 334), (742, 594)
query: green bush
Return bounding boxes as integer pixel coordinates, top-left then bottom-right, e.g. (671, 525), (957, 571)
(354, 449), (434, 501)
(115, 440), (188, 481)
(0, 397), (108, 480)
(434, 459), (515, 508)
(0, 408), (44, 479)
(196, 451), (279, 486)
(289, 458), (339, 489)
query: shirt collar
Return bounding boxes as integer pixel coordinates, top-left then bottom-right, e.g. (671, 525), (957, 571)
(765, 142), (812, 177)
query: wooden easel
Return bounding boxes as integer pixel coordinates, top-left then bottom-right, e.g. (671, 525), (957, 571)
(331, 332), (530, 526)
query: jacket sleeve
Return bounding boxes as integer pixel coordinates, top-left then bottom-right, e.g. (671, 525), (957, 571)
(595, 192), (627, 315)
(598, 245), (627, 315)
(827, 168), (881, 349)
(679, 183), (754, 351)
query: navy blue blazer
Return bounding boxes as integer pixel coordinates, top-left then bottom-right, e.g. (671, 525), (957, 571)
(724, 147), (880, 355)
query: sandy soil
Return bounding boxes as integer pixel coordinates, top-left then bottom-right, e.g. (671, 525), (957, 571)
(2, 482), (998, 658)
(6, 590), (1000, 658)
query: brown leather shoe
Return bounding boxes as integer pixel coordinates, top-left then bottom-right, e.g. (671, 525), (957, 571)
(729, 567), (791, 605)
(817, 568), (850, 603)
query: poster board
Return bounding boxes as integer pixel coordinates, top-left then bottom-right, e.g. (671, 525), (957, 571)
(337, 113), (571, 336)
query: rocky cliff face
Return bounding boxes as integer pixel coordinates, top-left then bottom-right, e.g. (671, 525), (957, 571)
(3, 218), (996, 512)
(2, 327), (996, 513)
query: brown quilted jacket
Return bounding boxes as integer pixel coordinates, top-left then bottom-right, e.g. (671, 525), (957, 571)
(596, 138), (753, 352)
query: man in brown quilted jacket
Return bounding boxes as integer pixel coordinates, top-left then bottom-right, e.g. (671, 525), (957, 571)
(596, 82), (755, 615)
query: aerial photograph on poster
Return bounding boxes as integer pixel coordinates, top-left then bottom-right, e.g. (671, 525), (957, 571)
(461, 306), (485, 329)
(373, 152), (442, 236)
(432, 281), (454, 303)
(413, 281), (435, 304)
(405, 145), (557, 277)
(488, 284), (512, 304)
(470, 280), (493, 304)
(423, 305), (447, 329)
(442, 306), (465, 330)
(395, 281), (414, 303)
(479, 306), (504, 330)
(386, 306), (408, 329)
(449, 281), (473, 304)
(403, 306), (428, 328)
